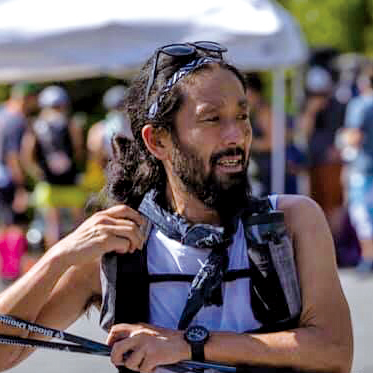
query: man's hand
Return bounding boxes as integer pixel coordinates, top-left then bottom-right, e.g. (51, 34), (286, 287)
(54, 205), (148, 267)
(107, 323), (191, 373)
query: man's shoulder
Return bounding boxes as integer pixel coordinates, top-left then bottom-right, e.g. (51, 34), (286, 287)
(276, 193), (321, 212)
(275, 194), (324, 227)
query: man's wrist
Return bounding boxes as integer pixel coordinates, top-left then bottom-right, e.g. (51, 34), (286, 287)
(181, 333), (192, 360)
(46, 238), (79, 269)
(184, 325), (210, 361)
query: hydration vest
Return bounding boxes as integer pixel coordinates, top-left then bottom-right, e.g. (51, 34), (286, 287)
(100, 196), (304, 373)
(33, 114), (77, 184)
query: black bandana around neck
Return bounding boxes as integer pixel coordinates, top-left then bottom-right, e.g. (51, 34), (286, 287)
(138, 189), (237, 329)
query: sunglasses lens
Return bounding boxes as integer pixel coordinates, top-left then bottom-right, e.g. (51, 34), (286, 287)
(193, 41), (227, 53)
(162, 44), (195, 56)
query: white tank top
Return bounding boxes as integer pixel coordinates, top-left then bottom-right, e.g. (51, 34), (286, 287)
(147, 220), (261, 332)
(146, 195), (278, 332)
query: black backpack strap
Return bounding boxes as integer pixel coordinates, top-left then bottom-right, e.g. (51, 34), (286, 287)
(242, 196), (302, 328)
(114, 247), (149, 325)
(148, 269), (252, 283)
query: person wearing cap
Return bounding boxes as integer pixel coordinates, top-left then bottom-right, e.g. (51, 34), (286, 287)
(298, 66), (346, 236)
(83, 85), (133, 194)
(88, 84), (133, 162)
(21, 85), (86, 249)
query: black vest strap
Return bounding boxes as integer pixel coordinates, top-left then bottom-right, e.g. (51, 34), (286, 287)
(148, 269), (252, 283)
(114, 248), (149, 325)
(247, 243), (290, 324)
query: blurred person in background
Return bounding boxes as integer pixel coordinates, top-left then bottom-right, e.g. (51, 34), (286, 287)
(0, 82), (39, 220)
(298, 66), (346, 236)
(0, 82), (39, 283)
(21, 85), (86, 249)
(82, 85), (133, 195)
(244, 73), (272, 195)
(337, 67), (373, 272)
(245, 73), (306, 196)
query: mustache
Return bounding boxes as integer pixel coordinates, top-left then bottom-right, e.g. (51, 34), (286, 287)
(210, 147), (246, 166)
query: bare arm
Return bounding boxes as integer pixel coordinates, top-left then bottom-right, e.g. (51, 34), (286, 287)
(0, 258), (101, 370)
(109, 196), (353, 373)
(0, 204), (147, 371)
(204, 195), (353, 372)
(0, 244), (92, 370)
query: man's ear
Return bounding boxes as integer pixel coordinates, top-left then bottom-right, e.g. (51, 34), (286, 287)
(142, 124), (170, 160)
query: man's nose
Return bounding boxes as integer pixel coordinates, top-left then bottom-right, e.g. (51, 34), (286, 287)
(221, 120), (246, 145)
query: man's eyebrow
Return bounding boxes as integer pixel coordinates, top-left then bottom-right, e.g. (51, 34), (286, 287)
(196, 99), (249, 113)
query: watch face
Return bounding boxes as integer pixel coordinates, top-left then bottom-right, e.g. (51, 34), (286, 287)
(186, 326), (209, 342)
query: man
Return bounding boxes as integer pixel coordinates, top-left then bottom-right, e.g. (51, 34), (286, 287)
(0, 82), (38, 282)
(0, 42), (352, 373)
(21, 85), (86, 248)
(245, 73), (305, 195)
(298, 66), (346, 236)
(337, 67), (373, 272)
(0, 82), (39, 222)
(83, 85), (133, 194)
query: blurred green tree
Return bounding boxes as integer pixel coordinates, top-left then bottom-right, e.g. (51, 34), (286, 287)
(0, 85), (9, 102)
(278, 0), (371, 55)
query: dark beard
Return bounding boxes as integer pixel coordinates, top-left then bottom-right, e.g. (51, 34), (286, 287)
(171, 135), (251, 218)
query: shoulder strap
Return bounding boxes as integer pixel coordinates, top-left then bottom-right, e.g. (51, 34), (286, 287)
(100, 220), (152, 331)
(242, 196), (301, 327)
(114, 248), (149, 325)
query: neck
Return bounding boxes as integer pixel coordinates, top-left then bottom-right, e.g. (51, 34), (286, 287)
(165, 180), (221, 226)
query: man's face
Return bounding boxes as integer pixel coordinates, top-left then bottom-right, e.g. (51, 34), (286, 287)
(169, 65), (252, 214)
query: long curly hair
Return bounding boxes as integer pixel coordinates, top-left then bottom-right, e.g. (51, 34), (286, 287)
(100, 45), (246, 210)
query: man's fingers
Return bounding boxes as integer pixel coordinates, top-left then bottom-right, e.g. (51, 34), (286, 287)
(104, 225), (144, 251)
(124, 348), (146, 372)
(100, 205), (147, 228)
(111, 219), (146, 249)
(111, 338), (136, 367)
(107, 324), (133, 346)
(139, 357), (157, 373)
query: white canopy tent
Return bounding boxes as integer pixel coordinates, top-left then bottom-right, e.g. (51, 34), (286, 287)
(0, 0), (309, 193)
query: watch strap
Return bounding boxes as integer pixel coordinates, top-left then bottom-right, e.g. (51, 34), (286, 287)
(190, 340), (205, 361)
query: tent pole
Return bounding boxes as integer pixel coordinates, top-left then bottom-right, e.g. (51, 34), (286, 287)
(271, 67), (286, 194)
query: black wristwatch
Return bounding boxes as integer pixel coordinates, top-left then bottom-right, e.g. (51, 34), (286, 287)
(184, 325), (210, 361)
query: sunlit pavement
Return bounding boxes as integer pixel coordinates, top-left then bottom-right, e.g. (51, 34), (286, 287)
(1, 268), (372, 373)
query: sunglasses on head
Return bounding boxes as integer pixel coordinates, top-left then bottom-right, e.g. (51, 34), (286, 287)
(145, 41), (228, 107)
